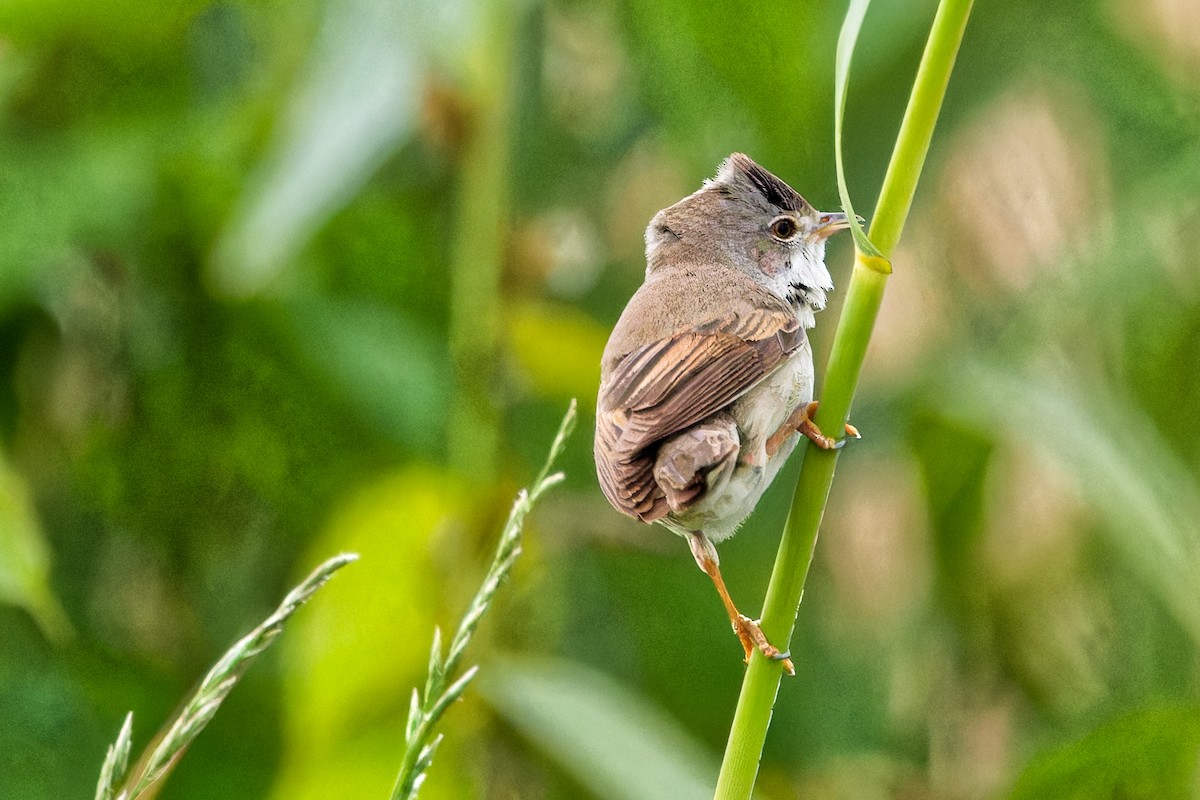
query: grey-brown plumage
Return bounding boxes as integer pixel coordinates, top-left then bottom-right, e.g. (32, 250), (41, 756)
(594, 153), (853, 673)
(595, 277), (801, 523)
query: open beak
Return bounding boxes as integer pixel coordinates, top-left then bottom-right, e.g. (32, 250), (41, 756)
(812, 211), (859, 241)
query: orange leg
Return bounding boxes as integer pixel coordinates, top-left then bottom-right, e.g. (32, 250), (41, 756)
(688, 533), (794, 675)
(765, 401), (861, 458)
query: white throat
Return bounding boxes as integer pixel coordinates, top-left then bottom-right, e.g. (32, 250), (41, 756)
(768, 241), (833, 328)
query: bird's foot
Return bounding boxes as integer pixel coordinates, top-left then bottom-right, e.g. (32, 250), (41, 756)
(732, 614), (795, 676)
(765, 401), (860, 457)
(794, 401), (861, 451)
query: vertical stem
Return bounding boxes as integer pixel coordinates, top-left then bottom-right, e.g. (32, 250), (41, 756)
(870, 0), (974, 257)
(448, 0), (521, 481)
(713, 1), (973, 797)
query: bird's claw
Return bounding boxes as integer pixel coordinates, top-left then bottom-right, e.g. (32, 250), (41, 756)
(798, 401), (861, 451)
(733, 614), (795, 676)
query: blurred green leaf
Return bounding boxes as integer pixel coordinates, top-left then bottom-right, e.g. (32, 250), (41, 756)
(483, 658), (733, 800)
(0, 129), (154, 311)
(909, 412), (993, 612)
(0, 453), (70, 642)
(507, 301), (606, 407)
(939, 359), (1200, 645)
(209, 0), (467, 296)
(285, 295), (450, 450)
(620, 0), (829, 162)
(1009, 706), (1200, 800)
(273, 467), (463, 767)
(0, 0), (203, 49)
(269, 724), (471, 800)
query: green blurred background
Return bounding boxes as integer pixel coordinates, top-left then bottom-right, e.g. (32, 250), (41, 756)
(3, 0), (1200, 797)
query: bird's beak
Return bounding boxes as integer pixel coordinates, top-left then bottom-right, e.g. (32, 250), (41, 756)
(811, 211), (858, 241)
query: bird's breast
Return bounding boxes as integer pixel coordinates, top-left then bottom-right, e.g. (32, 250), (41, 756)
(730, 340), (814, 449)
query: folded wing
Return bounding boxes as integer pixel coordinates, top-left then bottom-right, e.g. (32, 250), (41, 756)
(595, 307), (803, 521)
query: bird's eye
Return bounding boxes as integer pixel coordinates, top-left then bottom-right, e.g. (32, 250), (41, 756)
(769, 216), (798, 241)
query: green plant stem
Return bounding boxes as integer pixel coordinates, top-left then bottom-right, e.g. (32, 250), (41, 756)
(447, 0), (521, 482)
(713, 1), (973, 797)
(871, 0), (973, 257)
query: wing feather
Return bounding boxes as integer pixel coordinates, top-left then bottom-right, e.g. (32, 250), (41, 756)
(594, 308), (803, 521)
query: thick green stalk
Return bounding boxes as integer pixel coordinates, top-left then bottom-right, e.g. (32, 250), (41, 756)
(713, 1), (973, 797)
(447, 0), (521, 481)
(870, 0), (971, 257)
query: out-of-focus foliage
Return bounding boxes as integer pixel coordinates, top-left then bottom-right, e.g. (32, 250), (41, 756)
(482, 658), (722, 800)
(1, 0), (1199, 797)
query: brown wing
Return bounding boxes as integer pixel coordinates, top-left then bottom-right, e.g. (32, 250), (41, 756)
(594, 308), (803, 521)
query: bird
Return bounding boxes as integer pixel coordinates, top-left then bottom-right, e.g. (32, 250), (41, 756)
(594, 153), (856, 674)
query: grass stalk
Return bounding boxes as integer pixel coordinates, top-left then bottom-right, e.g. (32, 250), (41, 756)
(94, 554), (358, 800)
(713, 1), (974, 797)
(391, 400), (577, 799)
